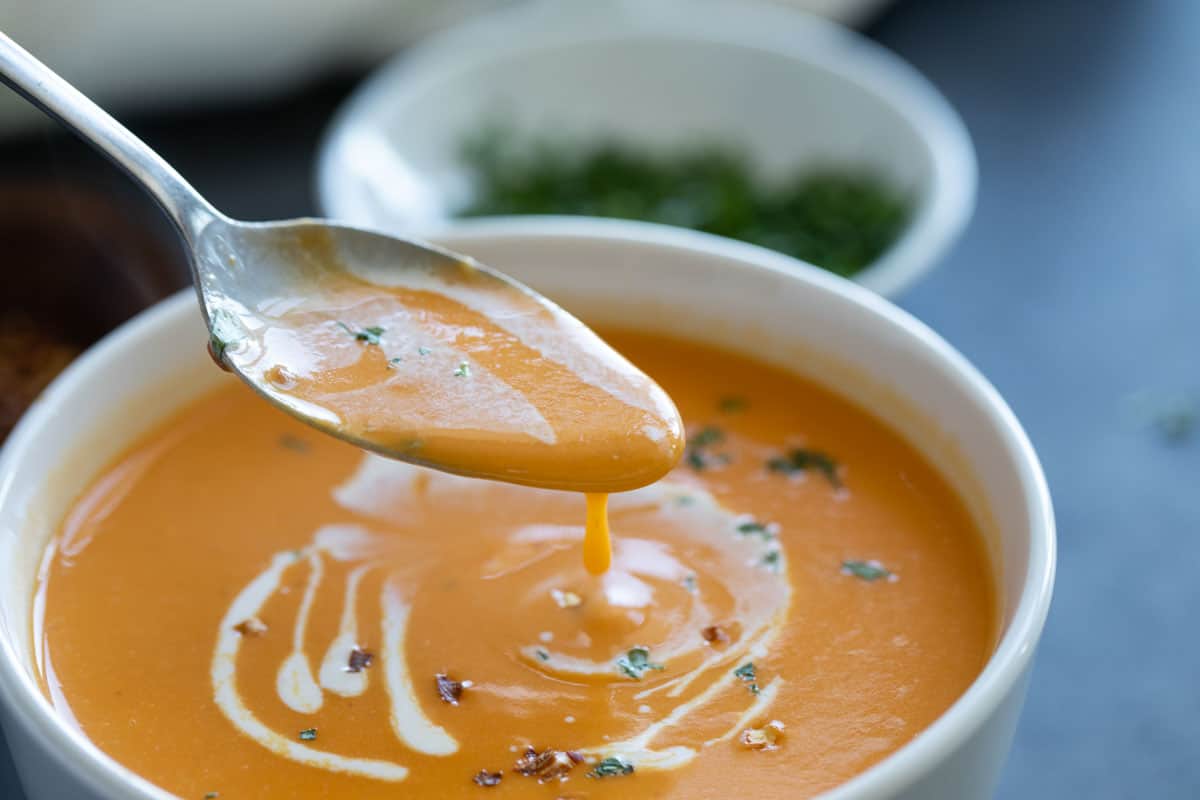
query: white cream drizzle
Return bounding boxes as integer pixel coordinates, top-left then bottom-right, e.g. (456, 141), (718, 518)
(582, 658), (784, 771)
(514, 483), (788, 690)
(208, 454), (791, 783)
(318, 563), (373, 697)
(276, 551), (324, 714)
(212, 551), (409, 781)
(703, 678), (784, 747)
(633, 628), (770, 701)
(314, 523), (388, 561)
(380, 580), (459, 756)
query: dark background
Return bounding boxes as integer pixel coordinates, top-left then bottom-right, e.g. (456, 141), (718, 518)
(2, 0), (1198, 796)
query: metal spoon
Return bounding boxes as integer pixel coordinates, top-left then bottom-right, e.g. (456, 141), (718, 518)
(0, 33), (684, 487)
(0, 33), (483, 347)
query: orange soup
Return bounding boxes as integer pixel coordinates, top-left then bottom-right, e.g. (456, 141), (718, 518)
(35, 331), (995, 799)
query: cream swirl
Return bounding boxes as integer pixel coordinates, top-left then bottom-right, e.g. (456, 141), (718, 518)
(211, 455), (791, 781)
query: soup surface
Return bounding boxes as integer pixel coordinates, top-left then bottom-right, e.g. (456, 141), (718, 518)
(35, 331), (995, 799)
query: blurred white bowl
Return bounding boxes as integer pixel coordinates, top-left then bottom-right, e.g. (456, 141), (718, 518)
(0, 0), (506, 136)
(0, 0), (894, 137)
(317, 0), (976, 297)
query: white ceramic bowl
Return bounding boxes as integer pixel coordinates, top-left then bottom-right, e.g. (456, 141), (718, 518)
(317, 0), (977, 298)
(0, 218), (1051, 799)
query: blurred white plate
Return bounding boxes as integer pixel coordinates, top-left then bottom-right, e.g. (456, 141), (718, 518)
(317, 0), (975, 297)
(0, 0), (892, 137)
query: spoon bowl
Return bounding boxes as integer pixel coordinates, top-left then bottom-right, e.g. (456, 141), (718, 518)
(195, 217), (683, 491)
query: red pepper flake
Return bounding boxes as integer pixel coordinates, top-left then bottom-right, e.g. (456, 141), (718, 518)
(513, 746), (583, 782)
(740, 720), (786, 750)
(436, 673), (472, 705)
(472, 770), (503, 787)
(346, 648), (374, 673)
(701, 621), (741, 648)
(233, 617), (268, 637)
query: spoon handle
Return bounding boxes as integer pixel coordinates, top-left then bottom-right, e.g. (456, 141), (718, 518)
(0, 32), (219, 243)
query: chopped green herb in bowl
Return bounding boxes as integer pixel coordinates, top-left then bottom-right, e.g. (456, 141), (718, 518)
(459, 127), (912, 278)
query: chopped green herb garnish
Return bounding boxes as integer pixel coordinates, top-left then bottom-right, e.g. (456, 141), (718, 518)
(204, 794), (219, 799)
(682, 574), (698, 593)
(841, 560), (894, 582)
(689, 425), (725, 448)
(685, 425), (730, 471)
(616, 646), (664, 680)
(588, 756), (635, 778)
(336, 322), (384, 345)
(689, 450), (732, 471)
(460, 127), (912, 277)
(534, 647), (550, 662)
(208, 331), (228, 361)
(207, 308), (243, 362)
(298, 728), (317, 741)
(736, 520), (776, 540)
(761, 550), (782, 571)
(454, 361), (471, 377)
(767, 448), (841, 487)
(718, 395), (748, 413)
(417, 346), (432, 356)
(675, 494), (696, 506)
(733, 661), (760, 694)
(387, 356), (403, 368)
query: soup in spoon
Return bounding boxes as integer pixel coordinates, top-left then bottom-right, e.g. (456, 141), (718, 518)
(210, 231), (683, 574)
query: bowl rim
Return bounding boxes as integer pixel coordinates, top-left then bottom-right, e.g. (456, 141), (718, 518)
(0, 217), (1052, 799)
(315, 0), (978, 299)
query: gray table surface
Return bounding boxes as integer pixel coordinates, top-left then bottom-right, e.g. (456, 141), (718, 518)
(3, 0), (1198, 797)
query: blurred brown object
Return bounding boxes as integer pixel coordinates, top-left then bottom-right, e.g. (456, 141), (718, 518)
(0, 313), (77, 440)
(0, 180), (187, 441)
